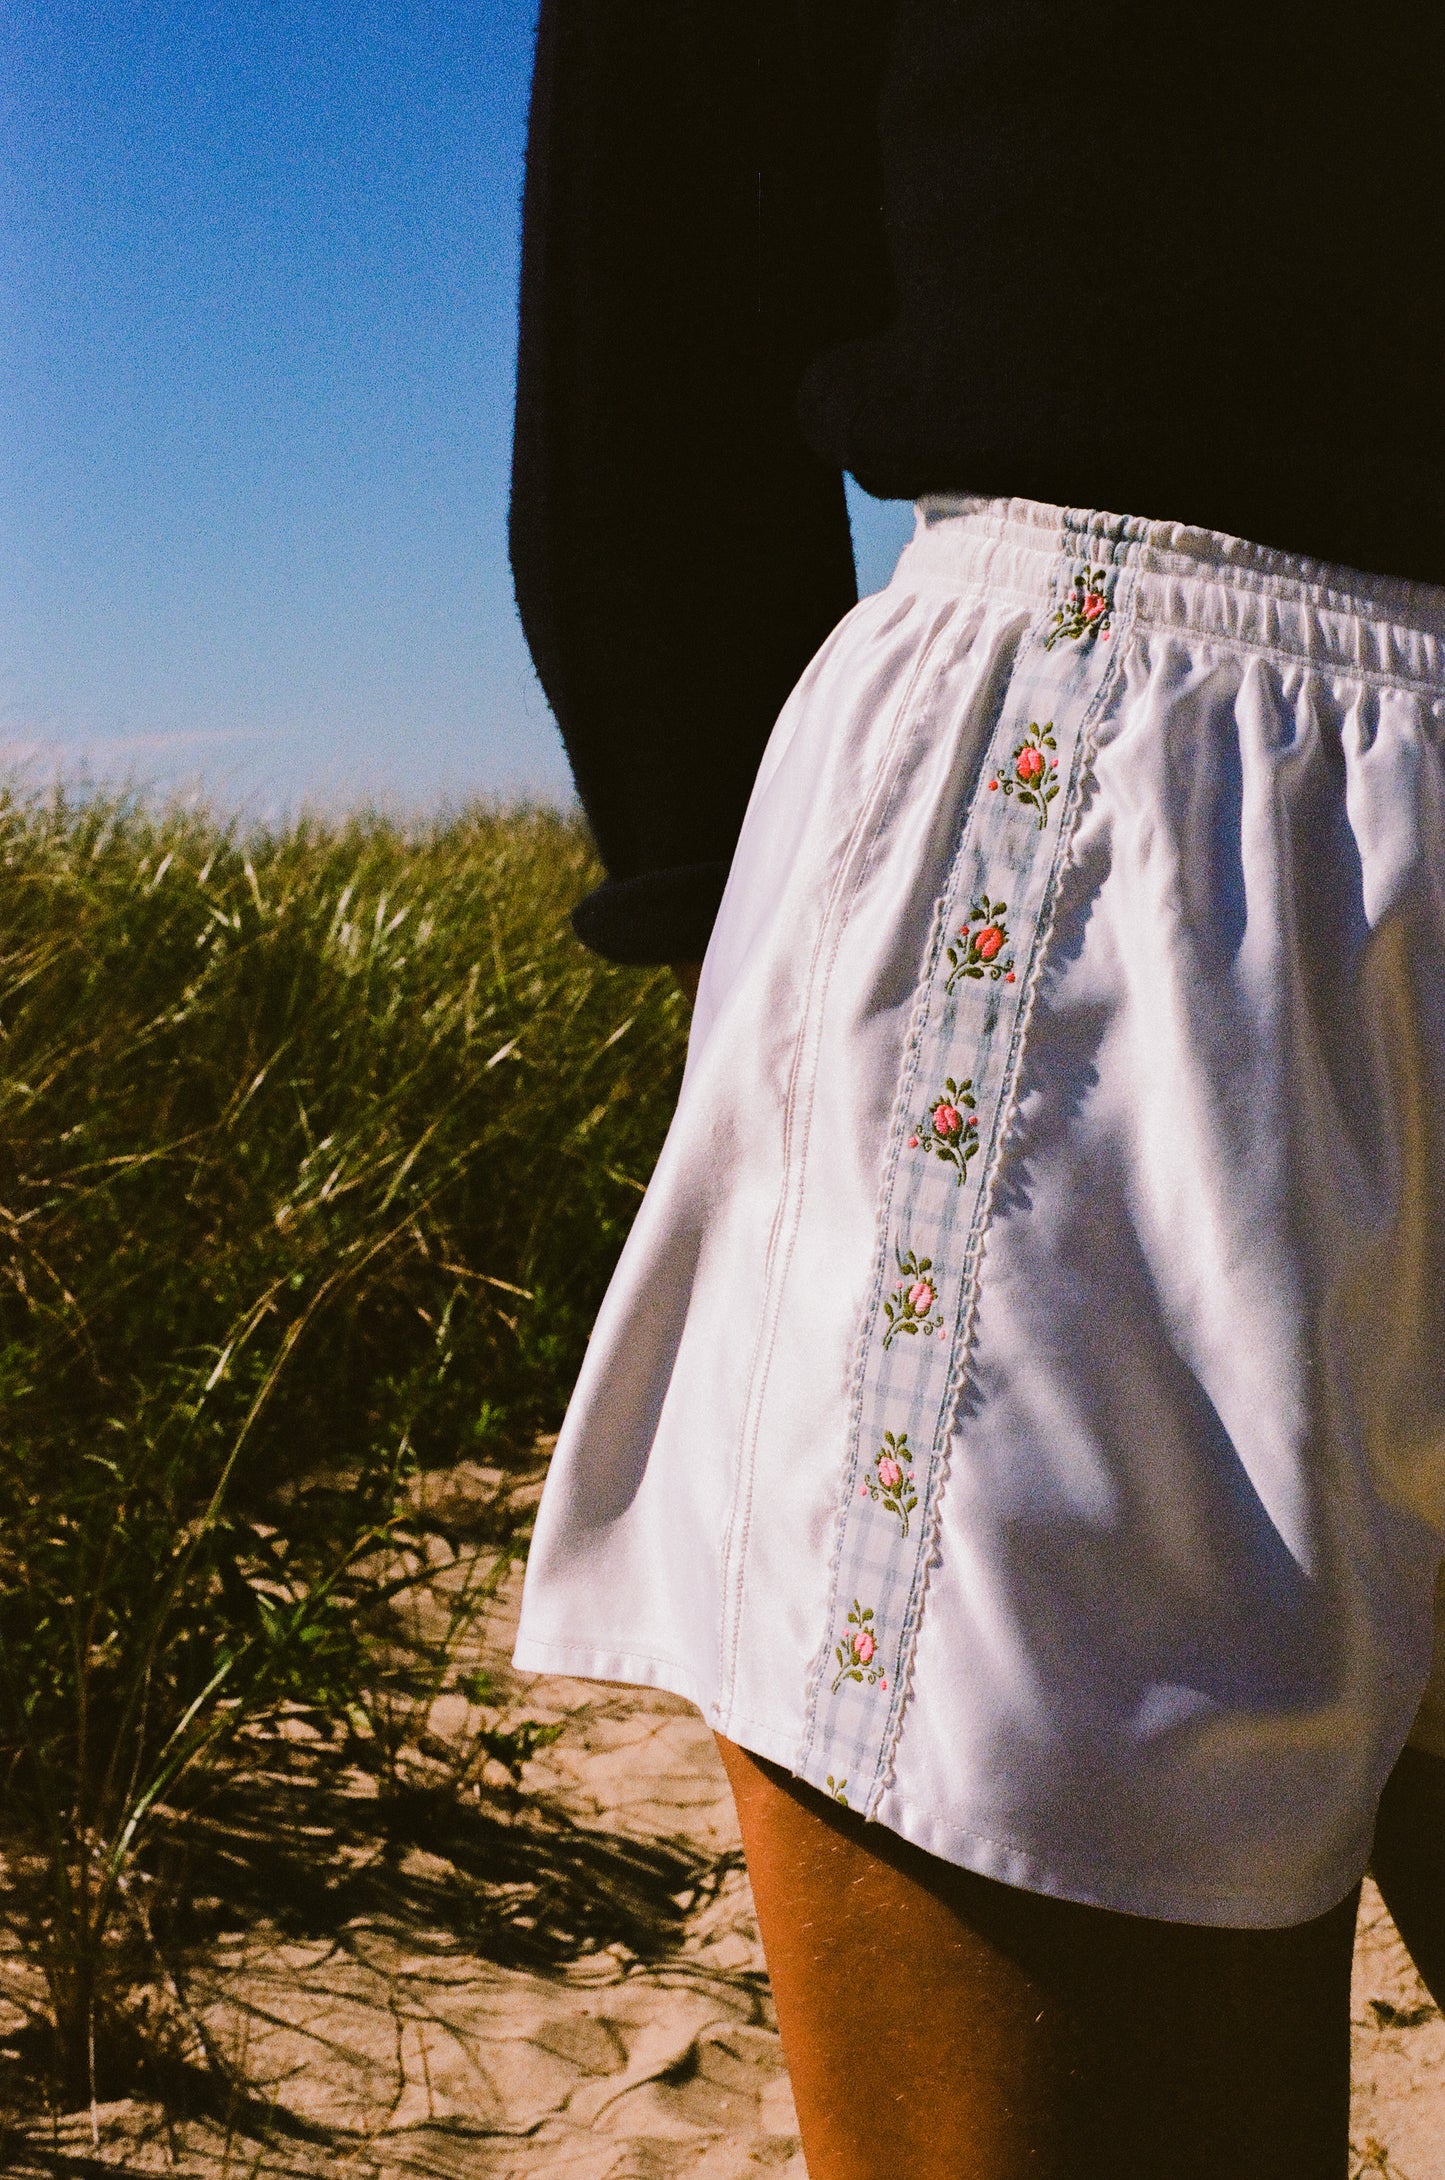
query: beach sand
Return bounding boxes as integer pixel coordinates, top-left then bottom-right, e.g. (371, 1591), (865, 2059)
(5, 1515), (1442, 2177)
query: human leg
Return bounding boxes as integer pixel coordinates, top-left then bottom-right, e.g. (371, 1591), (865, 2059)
(717, 1735), (1358, 2180)
(1371, 1743), (1445, 2007)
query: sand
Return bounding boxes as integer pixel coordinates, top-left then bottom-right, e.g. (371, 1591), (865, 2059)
(4, 1521), (1442, 2177)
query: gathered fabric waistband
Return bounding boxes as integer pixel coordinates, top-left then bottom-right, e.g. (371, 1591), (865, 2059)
(903, 494), (1445, 691)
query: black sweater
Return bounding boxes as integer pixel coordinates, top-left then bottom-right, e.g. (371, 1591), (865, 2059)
(509, 2), (1445, 965)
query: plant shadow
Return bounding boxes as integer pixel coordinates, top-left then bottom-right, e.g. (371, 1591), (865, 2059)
(0, 1721), (745, 2160)
(163, 1735), (738, 1974)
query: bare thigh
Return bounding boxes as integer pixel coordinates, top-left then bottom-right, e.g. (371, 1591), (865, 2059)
(717, 1736), (1358, 2180)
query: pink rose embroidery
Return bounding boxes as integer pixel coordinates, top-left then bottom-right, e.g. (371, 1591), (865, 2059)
(993, 725), (1059, 828)
(944, 900), (1014, 993)
(882, 1247), (944, 1347)
(831, 1599), (886, 1693)
(912, 1075), (980, 1180)
(1045, 567), (1113, 648)
(864, 1431), (919, 1535)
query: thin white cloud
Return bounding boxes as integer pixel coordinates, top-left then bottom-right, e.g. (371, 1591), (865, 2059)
(0, 727), (263, 760)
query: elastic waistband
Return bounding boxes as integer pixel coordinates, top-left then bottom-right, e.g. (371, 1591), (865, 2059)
(900, 494), (1445, 691)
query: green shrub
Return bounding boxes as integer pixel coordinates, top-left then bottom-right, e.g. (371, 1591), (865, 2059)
(0, 793), (686, 2101)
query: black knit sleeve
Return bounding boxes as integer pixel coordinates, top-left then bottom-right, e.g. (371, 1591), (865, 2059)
(509, 1), (890, 965)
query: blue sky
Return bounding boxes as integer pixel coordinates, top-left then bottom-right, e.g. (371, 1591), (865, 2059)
(0, 1), (914, 815)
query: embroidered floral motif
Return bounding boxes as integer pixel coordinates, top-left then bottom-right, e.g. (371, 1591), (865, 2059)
(825, 1775), (849, 1806)
(989, 723), (1059, 828)
(1045, 568), (1112, 649)
(830, 1599), (887, 1694)
(802, 543), (1126, 1815)
(881, 1247), (943, 1349)
(908, 1076), (979, 1182)
(861, 1429), (919, 1537)
(943, 896), (1016, 991)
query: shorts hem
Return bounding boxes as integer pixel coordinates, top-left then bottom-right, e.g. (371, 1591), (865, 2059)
(863, 1789), (1369, 1933)
(507, 1633), (1369, 1932)
(510, 1631), (715, 1716)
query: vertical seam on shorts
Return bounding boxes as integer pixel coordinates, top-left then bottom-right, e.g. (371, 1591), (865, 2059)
(796, 531), (1132, 1808)
(713, 601), (966, 1725)
(874, 578), (1136, 1805)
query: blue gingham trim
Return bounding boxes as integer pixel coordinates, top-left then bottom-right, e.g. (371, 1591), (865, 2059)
(796, 547), (1130, 1816)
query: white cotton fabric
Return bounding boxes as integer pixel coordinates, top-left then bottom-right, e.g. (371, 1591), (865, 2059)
(514, 495), (1445, 1928)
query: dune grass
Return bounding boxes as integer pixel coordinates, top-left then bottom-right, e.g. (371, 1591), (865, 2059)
(0, 792), (686, 2103)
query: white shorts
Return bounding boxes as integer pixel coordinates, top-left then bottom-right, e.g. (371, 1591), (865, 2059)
(515, 494), (1445, 1928)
